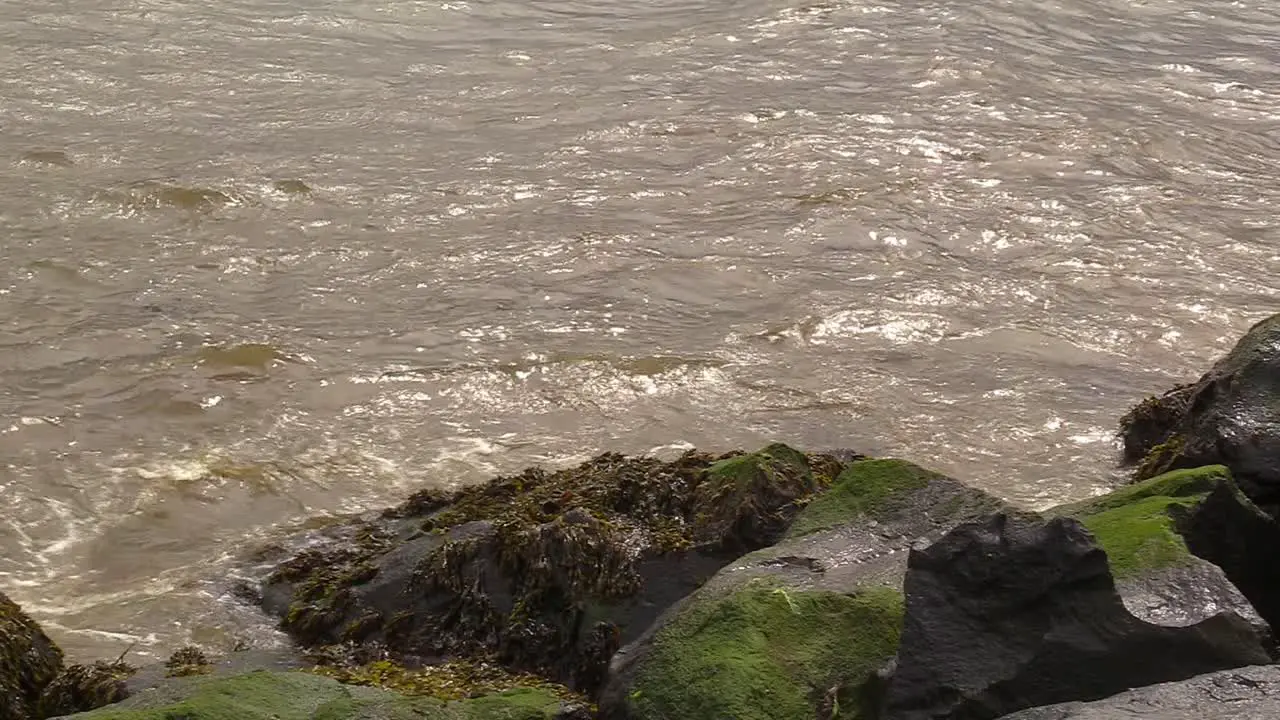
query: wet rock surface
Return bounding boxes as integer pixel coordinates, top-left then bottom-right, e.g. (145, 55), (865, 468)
(881, 513), (1272, 720)
(1120, 313), (1280, 506)
(995, 664), (1280, 720)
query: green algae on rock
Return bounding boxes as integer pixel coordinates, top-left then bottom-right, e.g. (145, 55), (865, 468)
(0, 591), (65, 720)
(57, 670), (570, 720)
(785, 459), (949, 539)
(1046, 465), (1277, 636)
(1052, 465), (1231, 578)
(260, 445), (843, 694)
(621, 580), (903, 720)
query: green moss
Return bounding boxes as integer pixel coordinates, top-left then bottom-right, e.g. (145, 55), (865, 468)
(1053, 465), (1230, 578)
(61, 670), (568, 720)
(785, 459), (940, 538)
(628, 579), (904, 720)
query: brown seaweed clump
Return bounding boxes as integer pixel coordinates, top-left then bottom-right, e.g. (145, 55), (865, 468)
(261, 443), (846, 694)
(35, 660), (135, 718)
(164, 646), (213, 678)
(1118, 383), (1194, 477)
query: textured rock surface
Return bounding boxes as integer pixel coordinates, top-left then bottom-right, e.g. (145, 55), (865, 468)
(0, 590), (65, 720)
(1119, 313), (1280, 505)
(882, 513), (1271, 720)
(598, 458), (1007, 720)
(996, 665), (1280, 720)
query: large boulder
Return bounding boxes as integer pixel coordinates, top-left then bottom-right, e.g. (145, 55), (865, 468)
(996, 664), (1280, 720)
(1119, 313), (1280, 506)
(880, 512), (1271, 720)
(597, 458), (1008, 720)
(52, 670), (577, 720)
(1, 591), (65, 720)
(255, 445), (844, 693)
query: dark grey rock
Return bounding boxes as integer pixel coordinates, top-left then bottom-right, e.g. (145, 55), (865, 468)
(996, 665), (1280, 720)
(1119, 313), (1280, 505)
(1181, 480), (1280, 636)
(882, 513), (1272, 720)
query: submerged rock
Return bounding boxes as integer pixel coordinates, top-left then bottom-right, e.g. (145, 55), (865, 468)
(996, 664), (1280, 720)
(598, 458), (1007, 720)
(55, 670), (574, 720)
(0, 591), (65, 720)
(257, 444), (843, 693)
(1119, 313), (1280, 506)
(881, 513), (1271, 720)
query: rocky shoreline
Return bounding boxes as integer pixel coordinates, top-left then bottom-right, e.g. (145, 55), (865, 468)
(7, 313), (1280, 719)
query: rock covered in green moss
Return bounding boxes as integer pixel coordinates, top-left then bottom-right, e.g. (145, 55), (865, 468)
(1118, 313), (1280, 507)
(257, 445), (844, 694)
(1053, 466), (1227, 576)
(0, 591), (65, 720)
(55, 670), (573, 720)
(622, 579), (902, 720)
(598, 458), (1006, 720)
(1049, 466), (1274, 634)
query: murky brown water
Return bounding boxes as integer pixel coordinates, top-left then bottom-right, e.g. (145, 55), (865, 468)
(2, 0), (1279, 662)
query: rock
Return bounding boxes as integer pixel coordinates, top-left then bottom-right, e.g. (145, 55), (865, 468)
(0, 591), (65, 720)
(1119, 313), (1280, 506)
(53, 670), (575, 719)
(597, 458), (1007, 720)
(1178, 477), (1280, 635)
(34, 662), (133, 718)
(255, 445), (843, 694)
(881, 513), (1272, 720)
(1051, 465), (1272, 635)
(996, 664), (1280, 720)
